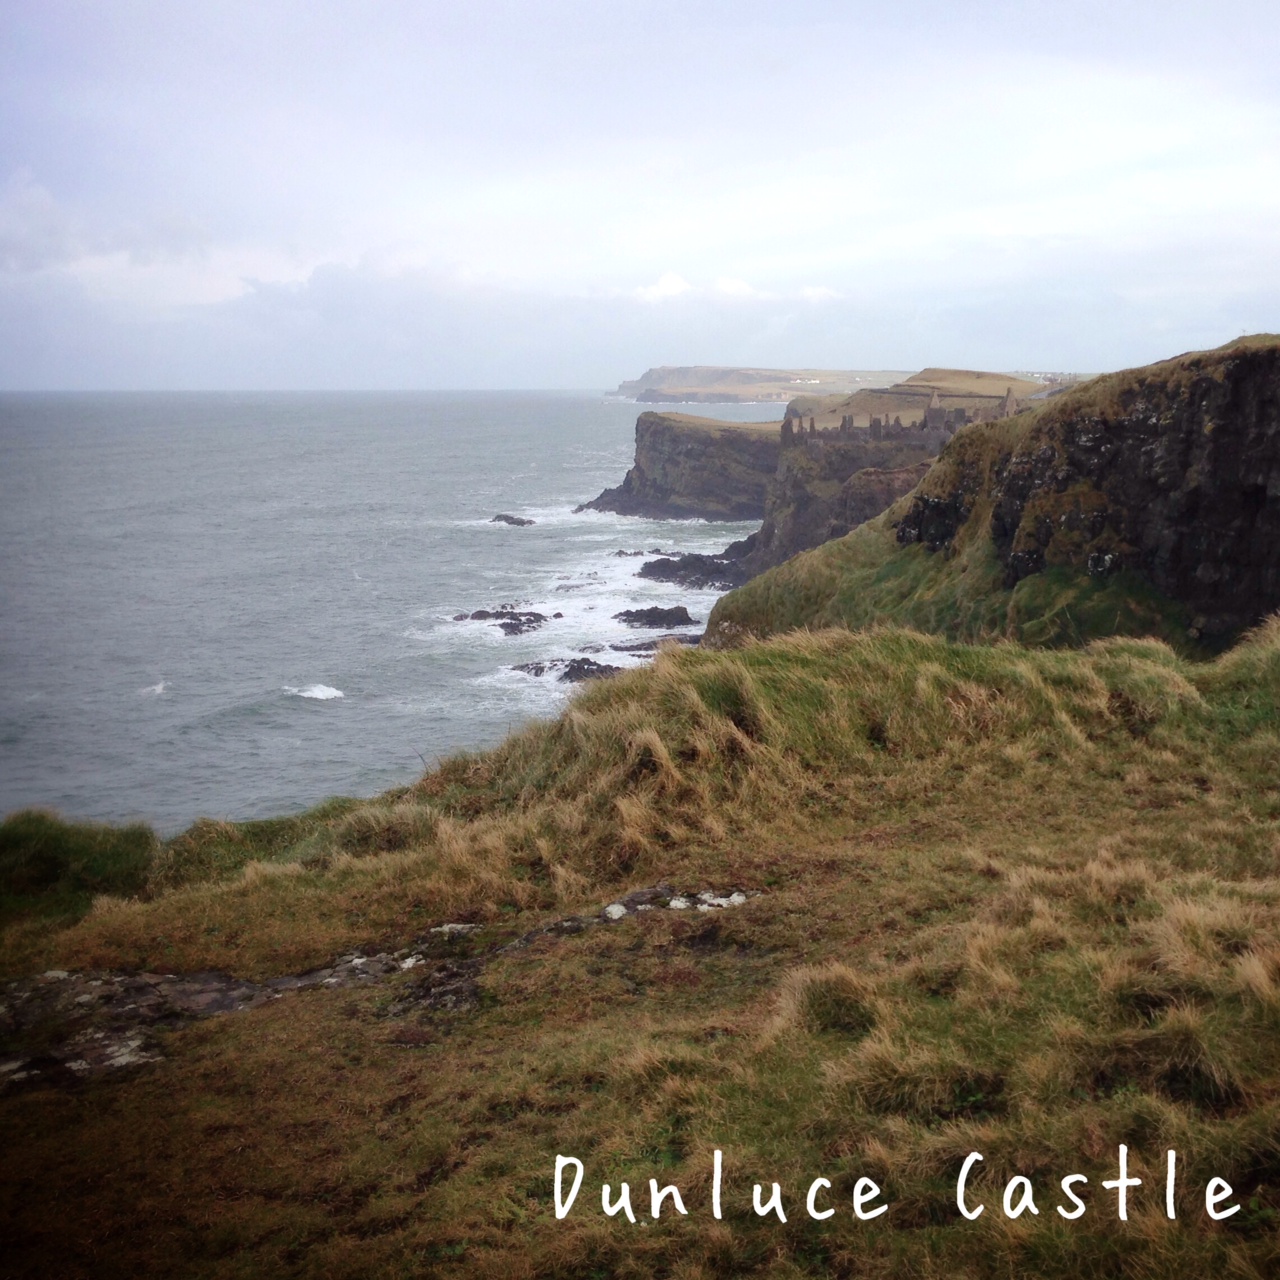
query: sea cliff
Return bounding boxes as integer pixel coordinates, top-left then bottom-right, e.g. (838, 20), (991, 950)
(706, 335), (1280, 651)
(577, 411), (781, 520)
(588, 411), (948, 587)
(589, 368), (1054, 582)
(731, 441), (935, 579)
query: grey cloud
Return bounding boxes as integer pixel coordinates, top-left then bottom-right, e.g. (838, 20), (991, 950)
(0, 170), (212, 274)
(0, 255), (1267, 391)
(1, 2), (1278, 386)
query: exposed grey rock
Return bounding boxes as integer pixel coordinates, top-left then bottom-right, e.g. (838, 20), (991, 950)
(512, 657), (622, 682)
(1, 885), (758, 1086)
(609, 634), (700, 654)
(612, 606), (698, 629)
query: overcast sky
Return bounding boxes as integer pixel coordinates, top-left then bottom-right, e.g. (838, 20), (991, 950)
(2, 0), (1278, 388)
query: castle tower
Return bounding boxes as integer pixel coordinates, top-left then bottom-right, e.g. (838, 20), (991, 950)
(923, 389), (947, 432)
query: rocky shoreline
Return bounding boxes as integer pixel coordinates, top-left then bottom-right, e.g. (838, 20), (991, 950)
(581, 415), (942, 590)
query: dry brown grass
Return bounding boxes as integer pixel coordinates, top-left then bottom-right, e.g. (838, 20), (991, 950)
(5, 621), (1280, 1276)
(765, 963), (882, 1042)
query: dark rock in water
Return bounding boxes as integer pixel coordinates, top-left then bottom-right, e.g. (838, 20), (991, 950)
(467, 608), (547, 635)
(513, 658), (622, 682)
(613, 549), (646, 557)
(638, 553), (748, 590)
(453, 613), (468, 621)
(609, 634), (701, 653)
(497, 615), (546, 636)
(560, 658), (623, 682)
(613, 605), (698, 628)
(553, 612), (564, 619)
(491, 513), (534, 526)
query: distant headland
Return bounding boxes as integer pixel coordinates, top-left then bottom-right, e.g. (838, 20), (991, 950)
(613, 364), (1080, 406)
(614, 366), (901, 403)
(581, 365), (1086, 585)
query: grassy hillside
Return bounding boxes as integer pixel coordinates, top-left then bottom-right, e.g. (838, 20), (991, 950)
(5, 622), (1280, 1277)
(899, 368), (1045, 398)
(703, 492), (1199, 656)
(709, 337), (1280, 654)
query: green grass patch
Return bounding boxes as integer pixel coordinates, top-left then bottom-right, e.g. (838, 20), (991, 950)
(0, 810), (157, 929)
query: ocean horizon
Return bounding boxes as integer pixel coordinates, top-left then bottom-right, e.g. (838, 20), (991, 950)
(0, 390), (775, 833)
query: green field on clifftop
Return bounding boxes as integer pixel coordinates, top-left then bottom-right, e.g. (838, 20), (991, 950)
(6, 621), (1280, 1278)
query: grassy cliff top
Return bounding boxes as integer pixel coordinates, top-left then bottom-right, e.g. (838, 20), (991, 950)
(639, 410), (784, 433)
(5, 620), (1280, 1276)
(900, 367), (1046, 398)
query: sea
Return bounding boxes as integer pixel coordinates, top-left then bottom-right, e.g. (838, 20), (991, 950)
(0, 392), (775, 833)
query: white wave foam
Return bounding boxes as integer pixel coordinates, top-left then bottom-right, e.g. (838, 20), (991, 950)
(139, 681), (168, 696)
(284, 684), (345, 700)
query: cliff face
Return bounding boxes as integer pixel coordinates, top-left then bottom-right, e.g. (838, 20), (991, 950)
(733, 440), (935, 577)
(585, 410), (943, 581)
(579, 412), (781, 520)
(706, 337), (1280, 651)
(829, 462), (936, 540)
(895, 338), (1280, 643)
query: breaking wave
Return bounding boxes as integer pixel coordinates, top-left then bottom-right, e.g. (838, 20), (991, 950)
(284, 684), (345, 700)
